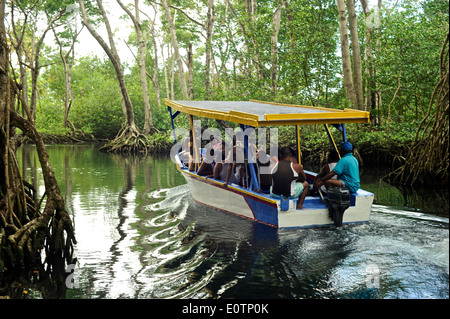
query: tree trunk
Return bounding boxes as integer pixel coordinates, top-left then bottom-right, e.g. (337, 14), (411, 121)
(9, 4), (29, 117)
(161, 42), (170, 98)
(361, 0), (374, 111)
(1, 0), (76, 272)
(169, 44), (175, 100)
(78, 0), (151, 153)
(51, 23), (81, 129)
(148, 2), (161, 108)
(346, 0), (364, 109)
(225, 0), (254, 80)
(336, 0), (358, 108)
(281, 0), (299, 97)
(270, 2), (282, 95)
(78, 0), (137, 132)
(361, 0), (382, 124)
(188, 43), (194, 99)
(29, 10), (65, 121)
(204, 0), (215, 99)
(161, 0), (189, 99)
(384, 33), (449, 187)
(117, 0), (154, 134)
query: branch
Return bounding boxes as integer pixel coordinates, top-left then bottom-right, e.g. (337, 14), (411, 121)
(148, 0), (204, 28)
(122, 39), (154, 80)
(77, 0), (119, 65)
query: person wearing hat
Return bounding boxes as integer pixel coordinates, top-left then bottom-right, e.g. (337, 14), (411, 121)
(314, 141), (360, 193)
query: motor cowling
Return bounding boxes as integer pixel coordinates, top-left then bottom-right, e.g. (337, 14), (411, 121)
(326, 187), (351, 227)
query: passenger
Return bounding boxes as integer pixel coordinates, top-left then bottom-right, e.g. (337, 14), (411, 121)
(314, 142), (360, 193)
(211, 135), (221, 152)
(196, 147), (215, 176)
(234, 153), (246, 187)
(289, 147), (299, 164)
(178, 131), (192, 166)
(209, 142), (239, 186)
(313, 149), (340, 193)
(188, 141), (215, 175)
(230, 135), (249, 187)
(270, 147), (309, 209)
(188, 142), (195, 172)
(256, 148), (277, 193)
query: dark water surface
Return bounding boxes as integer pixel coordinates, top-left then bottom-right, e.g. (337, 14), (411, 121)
(3, 144), (448, 299)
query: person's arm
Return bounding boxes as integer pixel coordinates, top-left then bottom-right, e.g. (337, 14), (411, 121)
(313, 165), (330, 187)
(188, 155), (195, 171)
(224, 162), (234, 186)
(212, 162), (222, 179)
(317, 157), (343, 186)
(317, 164), (330, 179)
(315, 170), (337, 187)
(293, 163), (306, 182)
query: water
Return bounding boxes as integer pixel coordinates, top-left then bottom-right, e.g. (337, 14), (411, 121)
(2, 144), (448, 299)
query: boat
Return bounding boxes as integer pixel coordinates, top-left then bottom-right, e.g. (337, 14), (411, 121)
(165, 99), (374, 229)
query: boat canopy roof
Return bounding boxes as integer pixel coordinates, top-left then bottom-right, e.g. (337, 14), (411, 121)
(165, 99), (370, 127)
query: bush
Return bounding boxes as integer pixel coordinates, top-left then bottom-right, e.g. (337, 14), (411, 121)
(35, 98), (70, 135)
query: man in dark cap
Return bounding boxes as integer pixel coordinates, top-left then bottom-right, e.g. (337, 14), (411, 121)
(314, 141), (360, 193)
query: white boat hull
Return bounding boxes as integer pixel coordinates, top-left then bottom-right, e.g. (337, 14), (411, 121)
(178, 163), (374, 229)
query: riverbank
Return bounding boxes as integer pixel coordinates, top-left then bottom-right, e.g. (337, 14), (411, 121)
(20, 130), (174, 153)
(23, 124), (410, 168)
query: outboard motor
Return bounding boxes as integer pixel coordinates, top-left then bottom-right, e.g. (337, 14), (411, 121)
(326, 187), (351, 227)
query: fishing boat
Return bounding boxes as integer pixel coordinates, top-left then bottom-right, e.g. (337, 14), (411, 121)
(166, 99), (374, 229)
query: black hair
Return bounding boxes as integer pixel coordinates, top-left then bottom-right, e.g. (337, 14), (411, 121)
(328, 149), (340, 162)
(279, 147), (293, 160)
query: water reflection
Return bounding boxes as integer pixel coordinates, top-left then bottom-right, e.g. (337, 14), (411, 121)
(1, 144), (447, 299)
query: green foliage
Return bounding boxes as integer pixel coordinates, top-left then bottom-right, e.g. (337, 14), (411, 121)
(371, 0), (449, 122)
(146, 131), (173, 152)
(29, 0), (448, 161)
(69, 56), (124, 138)
(35, 98), (70, 135)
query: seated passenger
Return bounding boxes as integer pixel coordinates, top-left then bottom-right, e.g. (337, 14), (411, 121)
(196, 160), (214, 176)
(313, 149), (340, 193)
(314, 142), (360, 193)
(270, 147), (309, 209)
(196, 147), (215, 176)
(256, 149), (277, 193)
(188, 144), (195, 172)
(209, 143), (238, 186)
(188, 144), (215, 176)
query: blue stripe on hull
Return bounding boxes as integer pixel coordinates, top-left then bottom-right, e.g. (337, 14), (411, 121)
(244, 197), (278, 227)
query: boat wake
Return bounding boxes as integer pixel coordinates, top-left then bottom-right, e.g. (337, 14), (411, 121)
(134, 190), (448, 299)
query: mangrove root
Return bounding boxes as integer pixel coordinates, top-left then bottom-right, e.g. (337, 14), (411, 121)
(384, 33), (449, 187)
(99, 123), (153, 155)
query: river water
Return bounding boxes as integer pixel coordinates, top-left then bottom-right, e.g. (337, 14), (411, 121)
(4, 144), (449, 300)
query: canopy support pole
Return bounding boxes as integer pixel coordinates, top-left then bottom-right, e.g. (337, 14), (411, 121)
(167, 106), (180, 143)
(324, 124), (341, 159)
(240, 124), (259, 191)
(189, 115), (200, 172)
(296, 125), (301, 164)
(341, 124), (347, 143)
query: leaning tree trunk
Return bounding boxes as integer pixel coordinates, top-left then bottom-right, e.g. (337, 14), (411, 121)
(78, 0), (150, 154)
(1, 0), (76, 271)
